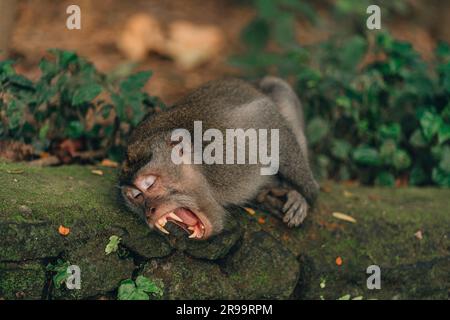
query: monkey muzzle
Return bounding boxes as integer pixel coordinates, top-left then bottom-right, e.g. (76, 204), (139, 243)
(151, 207), (209, 240)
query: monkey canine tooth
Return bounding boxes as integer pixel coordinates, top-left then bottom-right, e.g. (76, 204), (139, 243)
(188, 225), (204, 239)
(155, 222), (170, 234)
(167, 212), (183, 223)
(188, 227), (199, 238)
(158, 216), (168, 227)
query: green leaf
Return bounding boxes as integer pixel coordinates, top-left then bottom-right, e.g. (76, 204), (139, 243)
(420, 110), (442, 141)
(6, 100), (25, 130)
(255, 0), (278, 20)
(66, 121), (84, 139)
(117, 279), (138, 300)
(338, 35), (367, 70)
(105, 235), (121, 255)
(439, 146), (450, 174)
(331, 139), (352, 160)
(111, 93), (126, 121)
(306, 117), (329, 146)
(279, 0), (317, 23)
(117, 277), (163, 300)
(47, 259), (70, 289)
(336, 96), (352, 109)
(0, 59), (16, 76)
(379, 139), (396, 163)
(39, 123), (50, 141)
(129, 289), (150, 300)
(120, 71), (152, 92)
(8, 74), (34, 89)
(241, 18), (269, 51)
(375, 172), (395, 186)
(352, 146), (380, 166)
(438, 123), (450, 144)
(379, 123), (401, 142)
(409, 129), (427, 148)
(337, 294), (351, 300)
(72, 83), (102, 105)
(38, 59), (58, 79)
(392, 149), (411, 170)
(432, 167), (450, 187)
(135, 276), (163, 297)
(51, 49), (78, 69)
(273, 13), (295, 47)
(409, 166), (427, 185)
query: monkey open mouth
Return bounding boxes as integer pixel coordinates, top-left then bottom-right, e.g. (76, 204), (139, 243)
(153, 208), (207, 239)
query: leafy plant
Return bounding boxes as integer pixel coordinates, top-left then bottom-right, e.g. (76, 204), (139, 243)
(235, 8), (450, 187)
(117, 276), (164, 300)
(0, 49), (163, 161)
(46, 259), (70, 289)
(105, 235), (121, 255)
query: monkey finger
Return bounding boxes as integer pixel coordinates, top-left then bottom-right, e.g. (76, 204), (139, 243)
(283, 201), (300, 224)
(282, 196), (296, 213)
(269, 187), (289, 197)
(290, 204), (308, 227)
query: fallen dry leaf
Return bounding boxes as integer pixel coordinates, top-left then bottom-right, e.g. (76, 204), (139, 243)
(342, 180), (359, 187)
(91, 169), (104, 176)
(332, 212), (357, 224)
(320, 184), (332, 193)
(100, 159), (119, 168)
(368, 194), (381, 201)
(414, 230), (423, 240)
(244, 207), (256, 216)
(58, 225), (70, 236)
(343, 190), (354, 198)
(39, 152), (51, 158)
(6, 169), (24, 174)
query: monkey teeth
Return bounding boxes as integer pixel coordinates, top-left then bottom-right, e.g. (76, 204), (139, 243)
(188, 225), (204, 239)
(167, 212), (183, 223)
(155, 209), (205, 239)
(155, 221), (169, 234)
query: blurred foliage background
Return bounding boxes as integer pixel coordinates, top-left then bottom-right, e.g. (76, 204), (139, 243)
(0, 0), (449, 186)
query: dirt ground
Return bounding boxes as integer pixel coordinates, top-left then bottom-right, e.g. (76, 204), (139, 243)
(7, 0), (448, 105)
(9, 0), (253, 105)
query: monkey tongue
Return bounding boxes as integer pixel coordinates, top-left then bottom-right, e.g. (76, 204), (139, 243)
(174, 208), (199, 226)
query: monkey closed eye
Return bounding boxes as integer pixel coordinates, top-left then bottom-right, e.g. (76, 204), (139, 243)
(135, 174), (157, 191)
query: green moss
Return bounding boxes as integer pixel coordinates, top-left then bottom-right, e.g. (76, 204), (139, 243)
(0, 262), (46, 299)
(0, 162), (449, 299)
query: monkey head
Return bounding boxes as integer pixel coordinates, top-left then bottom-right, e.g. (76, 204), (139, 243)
(118, 130), (220, 240)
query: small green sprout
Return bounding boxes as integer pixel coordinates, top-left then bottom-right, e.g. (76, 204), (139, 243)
(105, 235), (121, 255)
(117, 276), (164, 300)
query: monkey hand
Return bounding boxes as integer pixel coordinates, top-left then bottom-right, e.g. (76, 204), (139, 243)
(282, 190), (308, 227)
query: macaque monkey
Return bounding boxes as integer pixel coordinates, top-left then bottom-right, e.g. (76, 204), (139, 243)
(119, 77), (319, 240)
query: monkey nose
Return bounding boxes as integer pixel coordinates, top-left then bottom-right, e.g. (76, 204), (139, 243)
(145, 207), (156, 218)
